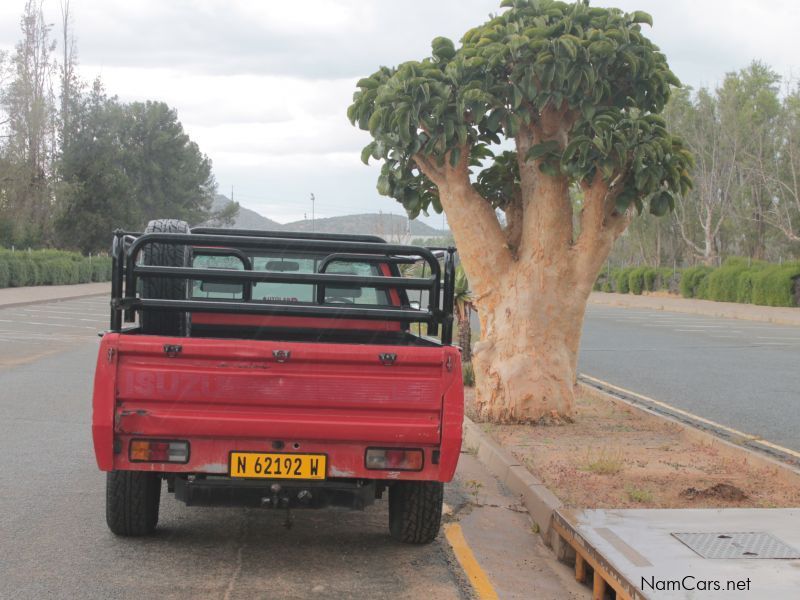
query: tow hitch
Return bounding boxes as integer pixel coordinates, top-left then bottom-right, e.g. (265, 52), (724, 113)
(260, 483), (314, 528)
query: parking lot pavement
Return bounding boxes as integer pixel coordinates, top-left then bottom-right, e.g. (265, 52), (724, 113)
(0, 295), (108, 366)
(0, 296), (581, 600)
(581, 304), (800, 452)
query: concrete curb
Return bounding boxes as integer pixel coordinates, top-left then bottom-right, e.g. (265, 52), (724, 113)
(589, 291), (800, 326)
(463, 418), (566, 555)
(0, 283), (109, 309)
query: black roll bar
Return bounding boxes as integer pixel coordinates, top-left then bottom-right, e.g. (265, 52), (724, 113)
(110, 227), (457, 344)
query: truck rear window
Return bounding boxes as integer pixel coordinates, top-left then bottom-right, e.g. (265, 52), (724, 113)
(191, 252), (391, 306)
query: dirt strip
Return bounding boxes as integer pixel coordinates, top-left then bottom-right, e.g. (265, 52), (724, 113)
(466, 388), (800, 511)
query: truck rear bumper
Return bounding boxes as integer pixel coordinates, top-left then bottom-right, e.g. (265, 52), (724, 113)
(173, 476), (377, 509)
(107, 434), (458, 482)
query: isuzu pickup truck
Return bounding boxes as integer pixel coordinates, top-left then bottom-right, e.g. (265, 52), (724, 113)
(92, 220), (463, 544)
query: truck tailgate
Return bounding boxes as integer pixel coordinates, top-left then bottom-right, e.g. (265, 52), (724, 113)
(112, 335), (456, 444)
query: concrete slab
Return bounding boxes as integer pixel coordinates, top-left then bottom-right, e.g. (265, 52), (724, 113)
(560, 508), (800, 599)
(589, 292), (800, 327)
(0, 282), (108, 308)
(454, 453), (589, 599)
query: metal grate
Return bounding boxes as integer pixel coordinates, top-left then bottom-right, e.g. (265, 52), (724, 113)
(672, 532), (800, 559)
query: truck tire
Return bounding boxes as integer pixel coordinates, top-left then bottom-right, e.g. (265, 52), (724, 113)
(106, 471), (161, 536)
(140, 219), (191, 336)
(388, 481), (444, 544)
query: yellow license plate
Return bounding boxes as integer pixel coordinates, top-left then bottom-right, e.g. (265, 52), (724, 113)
(229, 452), (326, 480)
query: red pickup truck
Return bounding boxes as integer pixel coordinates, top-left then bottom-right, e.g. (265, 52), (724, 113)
(92, 220), (463, 544)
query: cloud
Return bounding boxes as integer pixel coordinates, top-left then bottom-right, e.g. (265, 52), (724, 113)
(1, 0), (797, 228)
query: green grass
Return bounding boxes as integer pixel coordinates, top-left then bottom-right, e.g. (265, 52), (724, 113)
(579, 448), (624, 475)
(625, 486), (653, 503)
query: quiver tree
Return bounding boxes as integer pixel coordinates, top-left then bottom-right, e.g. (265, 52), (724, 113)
(349, 0), (693, 422)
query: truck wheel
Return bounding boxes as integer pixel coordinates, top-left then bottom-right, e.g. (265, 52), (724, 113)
(388, 481), (444, 544)
(106, 471), (161, 536)
(140, 219), (191, 336)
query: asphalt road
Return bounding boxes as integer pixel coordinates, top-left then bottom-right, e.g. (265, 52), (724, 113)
(581, 304), (800, 453)
(0, 296), (582, 600)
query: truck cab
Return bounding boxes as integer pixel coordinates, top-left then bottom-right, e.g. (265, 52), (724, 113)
(93, 220), (463, 544)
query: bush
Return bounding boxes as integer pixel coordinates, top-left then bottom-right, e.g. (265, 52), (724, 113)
(751, 263), (800, 307)
(627, 267), (647, 295)
(7, 256), (34, 287)
(593, 271), (608, 291)
(654, 267), (678, 292)
(91, 257), (112, 281)
(40, 258), (78, 285)
(642, 267), (658, 292)
(462, 362), (475, 387)
(77, 259), (93, 283)
(679, 266), (712, 298)
(0, 249), (112, 288)
(613, 267), (635, 294)
(601, 280), (612, 292)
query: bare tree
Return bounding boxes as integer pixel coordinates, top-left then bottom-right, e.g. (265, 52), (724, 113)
(759, 85), (800, 243)
(1, 0), (57, 242)
(668, 88), (736, 265)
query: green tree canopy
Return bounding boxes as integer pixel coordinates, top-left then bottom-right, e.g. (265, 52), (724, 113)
(349, 0), (692, 225)
(56, 82), (217, 252)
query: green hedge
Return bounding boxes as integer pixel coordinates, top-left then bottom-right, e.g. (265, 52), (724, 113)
(597, 258), (800, 307)
(0, 249), (112, 288)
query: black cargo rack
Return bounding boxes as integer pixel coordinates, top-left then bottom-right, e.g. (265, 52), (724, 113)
(109, 227), (457, 344)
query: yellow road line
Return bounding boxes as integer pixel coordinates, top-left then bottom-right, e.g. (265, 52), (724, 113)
(580, 373), (800, 460)
(444, 523), (499, 600)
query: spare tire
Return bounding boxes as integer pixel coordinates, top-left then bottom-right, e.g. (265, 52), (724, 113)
(140, 219), (191, 336)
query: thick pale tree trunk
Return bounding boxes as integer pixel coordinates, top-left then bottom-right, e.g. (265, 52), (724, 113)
(472, 265), (588, 422)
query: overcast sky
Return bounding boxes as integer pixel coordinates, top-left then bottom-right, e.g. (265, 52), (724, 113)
(1, 0), (798, 226)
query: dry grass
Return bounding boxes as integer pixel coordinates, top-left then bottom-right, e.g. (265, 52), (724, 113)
(467, 389), (800, 509)
(579, 448), (625, 475)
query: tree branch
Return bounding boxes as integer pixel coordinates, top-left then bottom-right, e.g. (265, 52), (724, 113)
(414, 148), (513, 301)
(503, 189), (523, 254)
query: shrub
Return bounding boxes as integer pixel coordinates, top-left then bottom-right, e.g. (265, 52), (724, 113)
(91, 258), (112, 282)
(613, 267), (635, 294)
(462, 362), (475, 387)
(628, 267), (647, 295)
(751, 263), (800, 307)
(736, 270), (756, 304)
(654, 267), (677, 292)
(696, 273), (711, 299)
(77, 259), (93, 283)
(601, 280), (612, 293)
(679, 266), (712, 298)
(593, 271), (608, 291)
(7, 256), (33, 287)
(642, 267), (658, 292)
(0, 249), (112, 288)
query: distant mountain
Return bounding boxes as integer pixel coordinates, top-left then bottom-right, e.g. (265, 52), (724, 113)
(209, 195), (283, 230)
(208, 196), (447, 239)
(283, 213), (444, 238)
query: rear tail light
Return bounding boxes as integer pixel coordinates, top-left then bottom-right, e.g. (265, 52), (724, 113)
(129, 439), (190, 463)
(365, 448), (424, 471)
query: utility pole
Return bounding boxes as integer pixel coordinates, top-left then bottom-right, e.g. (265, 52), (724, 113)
(310, 193), (315, 232)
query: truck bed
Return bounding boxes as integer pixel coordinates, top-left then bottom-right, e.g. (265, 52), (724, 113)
(92, 332), (463, 481)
